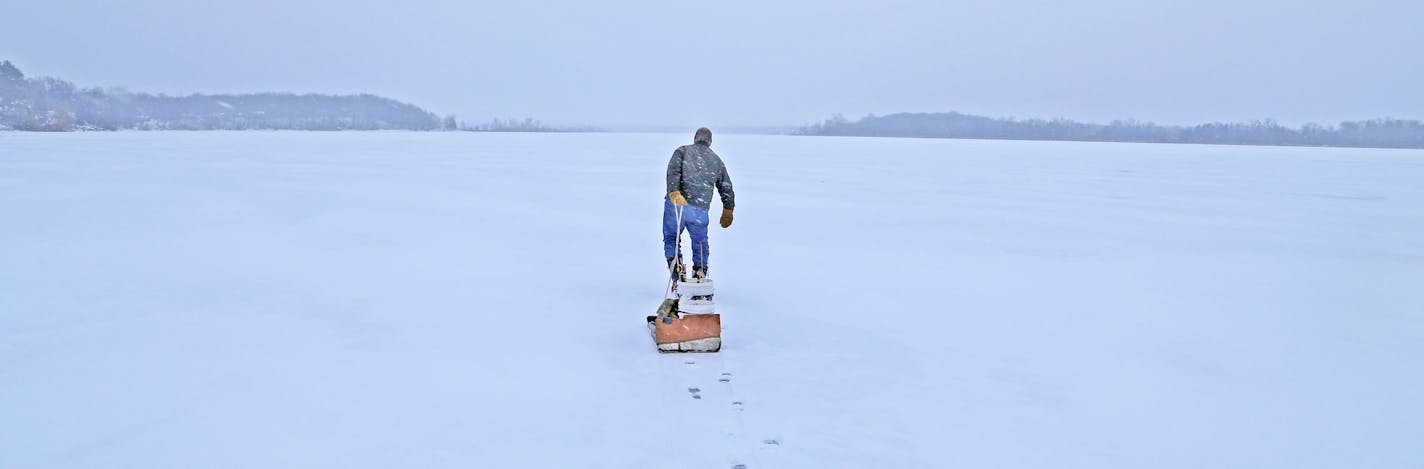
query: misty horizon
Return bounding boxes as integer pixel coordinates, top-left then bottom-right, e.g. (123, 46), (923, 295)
(5, 59), (1420, 133)
(5, 0), (1421, 129)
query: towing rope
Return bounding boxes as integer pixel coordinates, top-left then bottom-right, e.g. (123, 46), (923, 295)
(665, 203), (683, 300)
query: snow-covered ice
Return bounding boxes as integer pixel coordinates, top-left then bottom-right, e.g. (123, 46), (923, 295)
(2, 131), (1422, 467)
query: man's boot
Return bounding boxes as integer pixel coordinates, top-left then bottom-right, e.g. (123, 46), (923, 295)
(689, 266), (712, 301)
(667, 257), (686, 281)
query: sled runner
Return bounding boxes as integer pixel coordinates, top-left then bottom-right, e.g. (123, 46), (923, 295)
(649, 292), (717, 350)
(647, 278), (722, 353)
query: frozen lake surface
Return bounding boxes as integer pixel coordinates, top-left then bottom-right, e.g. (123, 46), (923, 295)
(2, 131), (1422, 467)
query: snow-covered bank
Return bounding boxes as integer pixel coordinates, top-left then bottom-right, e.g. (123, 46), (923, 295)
(2, 131), (1421, 467)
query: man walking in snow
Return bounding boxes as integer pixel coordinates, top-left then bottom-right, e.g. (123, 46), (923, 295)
(665, 127), (735, 279)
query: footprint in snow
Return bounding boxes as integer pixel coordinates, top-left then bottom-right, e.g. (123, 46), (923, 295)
(732, 464), (747, 469)
(762, 437), (781, 446)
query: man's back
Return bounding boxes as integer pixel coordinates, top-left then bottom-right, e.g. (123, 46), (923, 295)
(666, 142), (735, 211)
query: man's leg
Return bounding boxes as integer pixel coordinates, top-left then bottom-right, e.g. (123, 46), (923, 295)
(662, 199), (682, 274)
(685, 206), (711, 275)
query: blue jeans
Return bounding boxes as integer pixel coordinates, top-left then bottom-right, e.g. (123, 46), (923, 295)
(663, 200), (710, 269)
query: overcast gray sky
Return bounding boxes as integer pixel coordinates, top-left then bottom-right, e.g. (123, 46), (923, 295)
(4, 0), (1421, 127)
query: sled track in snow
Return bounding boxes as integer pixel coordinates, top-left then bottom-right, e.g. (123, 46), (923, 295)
(655, 346), (776, 468)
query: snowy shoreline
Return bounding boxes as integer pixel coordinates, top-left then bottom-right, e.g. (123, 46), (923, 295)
(7, 128), (1423, 152)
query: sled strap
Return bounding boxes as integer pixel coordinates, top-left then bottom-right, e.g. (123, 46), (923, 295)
(666, 204), (683, 298)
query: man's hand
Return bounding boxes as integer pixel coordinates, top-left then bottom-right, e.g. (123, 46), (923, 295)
(668, 191), (687, 207)
(720, 209), (733, 228)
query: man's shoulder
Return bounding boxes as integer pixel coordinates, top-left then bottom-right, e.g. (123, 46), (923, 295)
(675, 144), (723, 162)
(685, 144), (720, 156)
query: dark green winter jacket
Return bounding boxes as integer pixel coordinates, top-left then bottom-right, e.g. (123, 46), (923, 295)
(666, 142), (735, 211)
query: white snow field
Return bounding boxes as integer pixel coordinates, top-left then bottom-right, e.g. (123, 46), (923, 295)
(2, 131), (1422, 468)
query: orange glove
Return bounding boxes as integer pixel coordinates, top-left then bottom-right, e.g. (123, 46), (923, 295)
(668, 191), (687, 207)
(720, 209), (733, 228)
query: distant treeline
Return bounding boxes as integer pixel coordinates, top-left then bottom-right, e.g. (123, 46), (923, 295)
(796, 112), (1424, 149)
(458, 117), (600, 133)
(1, 60), (441, 131)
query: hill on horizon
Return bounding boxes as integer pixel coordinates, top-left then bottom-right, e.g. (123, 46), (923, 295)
(0, 60), (442, 131)
(796, 111), (1424, 150)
